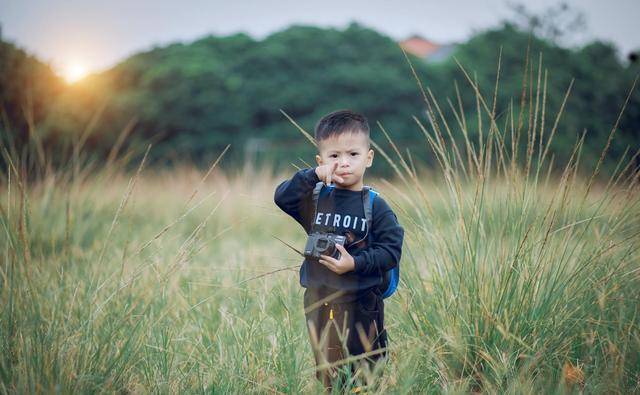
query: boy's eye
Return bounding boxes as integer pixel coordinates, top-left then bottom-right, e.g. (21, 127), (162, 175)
(330, 154), (338, 158)
(351, 152), (359, 156)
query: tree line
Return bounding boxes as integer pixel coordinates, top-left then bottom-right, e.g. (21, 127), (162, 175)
(1, 20), (638, 177)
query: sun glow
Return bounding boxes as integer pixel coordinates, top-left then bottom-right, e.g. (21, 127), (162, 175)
(62, 62), (89, 84)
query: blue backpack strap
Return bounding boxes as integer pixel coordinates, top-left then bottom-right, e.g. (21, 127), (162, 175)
(362, 186), (399, 299)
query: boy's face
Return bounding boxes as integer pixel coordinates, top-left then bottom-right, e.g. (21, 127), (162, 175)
(315, 131), (374, 191)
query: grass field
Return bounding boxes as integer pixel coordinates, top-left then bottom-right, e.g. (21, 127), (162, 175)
(1, 139), (639, 394)
(2, 58), (639, 394)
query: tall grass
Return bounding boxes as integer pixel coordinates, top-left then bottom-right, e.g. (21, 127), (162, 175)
(1, 51), (639, 393)
(0, 154), (318, 393)
(377, 50), (640, 393)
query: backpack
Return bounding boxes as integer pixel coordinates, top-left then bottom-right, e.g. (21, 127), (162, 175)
(311, 182), (400, 299)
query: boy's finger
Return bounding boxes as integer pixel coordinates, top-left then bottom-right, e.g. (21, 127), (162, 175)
(320, 255), (336, 264)
(318, 258), (331, 269)
(334, 175), (344, 183)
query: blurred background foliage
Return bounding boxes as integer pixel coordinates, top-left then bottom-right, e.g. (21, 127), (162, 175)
(1, 4), (638, 177)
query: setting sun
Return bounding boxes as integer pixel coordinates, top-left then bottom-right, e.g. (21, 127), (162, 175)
(61, 61), (89, 84)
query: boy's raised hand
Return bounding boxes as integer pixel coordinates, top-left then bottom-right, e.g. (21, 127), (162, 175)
(315, 162), (344, 185)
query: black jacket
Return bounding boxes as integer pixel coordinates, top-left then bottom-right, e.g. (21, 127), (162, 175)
(274, 167), (404, 302)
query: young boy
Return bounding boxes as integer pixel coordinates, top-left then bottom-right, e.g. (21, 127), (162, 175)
(273, 109), (404, 392)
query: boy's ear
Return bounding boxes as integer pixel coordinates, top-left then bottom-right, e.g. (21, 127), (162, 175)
(315, 154), (323, 166)
(366, 149), (374, 168)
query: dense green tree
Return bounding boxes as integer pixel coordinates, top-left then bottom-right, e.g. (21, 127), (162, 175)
(1, 21), (637, 177)
(0, 39), (65, 153)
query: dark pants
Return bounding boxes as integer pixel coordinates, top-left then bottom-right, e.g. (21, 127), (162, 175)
(303, 287), (388, 392)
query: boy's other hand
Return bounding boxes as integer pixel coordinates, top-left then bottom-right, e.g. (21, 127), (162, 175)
(319, 244), (354, 275)
(315, 162), (344, 185)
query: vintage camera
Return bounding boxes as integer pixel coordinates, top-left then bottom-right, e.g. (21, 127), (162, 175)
(304, 232), (346, 261)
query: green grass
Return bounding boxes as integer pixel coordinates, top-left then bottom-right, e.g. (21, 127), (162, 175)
(1, 54), (639, 393)
(2, 153), (638, 393)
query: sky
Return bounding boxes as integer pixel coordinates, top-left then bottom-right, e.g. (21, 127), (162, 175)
(1, 0), (638, 82)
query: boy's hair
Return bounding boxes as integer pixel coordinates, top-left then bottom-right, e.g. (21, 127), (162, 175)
(314, 109), (370, 147)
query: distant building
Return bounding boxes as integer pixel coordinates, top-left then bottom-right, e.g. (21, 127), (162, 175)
(399, 35), (456, 63)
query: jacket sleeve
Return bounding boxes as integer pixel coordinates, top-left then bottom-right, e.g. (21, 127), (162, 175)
(273, 167), (320, 233)
(352, 196), (404, 276)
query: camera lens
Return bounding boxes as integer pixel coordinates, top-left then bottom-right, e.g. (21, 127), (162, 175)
(316, 239), (328, 249)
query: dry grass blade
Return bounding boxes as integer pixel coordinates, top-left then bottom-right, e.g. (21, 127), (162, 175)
(271, 234), (304, 257)
(96, 144), (151, 268)
(135, 190), (218, 256)
(425, 88), (467, 178)
(184, 143), (230, 208)
(583, 75), (639, 200)
(370, 139), (409, 187)
(280, 109), (317, 148)
(539, 79), (574, 171)
(376, 122), (414, 178)
(106, 116), (138, 168)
